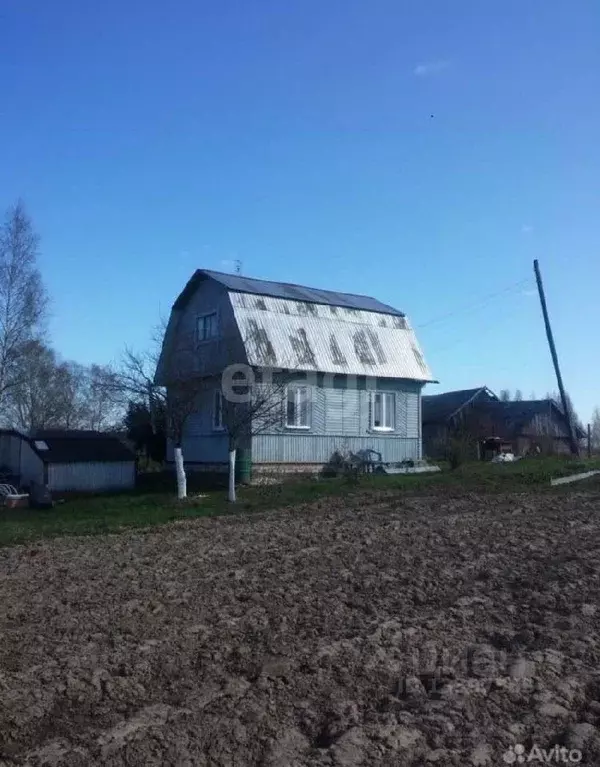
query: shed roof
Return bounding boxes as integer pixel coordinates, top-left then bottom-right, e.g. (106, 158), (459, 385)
(28, 430), (135, 464)
(422, 387), (496, 424)
(173, 269), (405, 317)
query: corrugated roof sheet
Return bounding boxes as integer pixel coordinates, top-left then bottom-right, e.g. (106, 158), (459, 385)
(229, 291), (433, 381)
(173, 269), (405, 316)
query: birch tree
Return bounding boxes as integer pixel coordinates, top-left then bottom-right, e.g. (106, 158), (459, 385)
(0, 201), (48, 412)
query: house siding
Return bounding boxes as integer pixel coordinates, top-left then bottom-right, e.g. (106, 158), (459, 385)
(252, 435), (420, 464)
(252, 376), (423, 465)
(166, 378), (231, 465)
(170, 375), (423, 467)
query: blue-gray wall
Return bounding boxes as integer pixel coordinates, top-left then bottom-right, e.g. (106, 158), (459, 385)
(157, 276), (245, 383)
(251, 376), (422, 465)
(167, 378), (230, 464)
(172, 374), (422, 468)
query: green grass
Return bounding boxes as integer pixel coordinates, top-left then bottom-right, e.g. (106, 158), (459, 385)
(1, 456), (599, 547)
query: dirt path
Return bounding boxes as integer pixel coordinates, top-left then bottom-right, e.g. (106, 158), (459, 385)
(1, 490), (600, 765)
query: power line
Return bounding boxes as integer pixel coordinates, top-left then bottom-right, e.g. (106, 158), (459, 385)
(422, 283), (535, 357)
(416, 278), (533, 330)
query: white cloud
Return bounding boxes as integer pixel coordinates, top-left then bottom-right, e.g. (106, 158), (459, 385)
(414, 60), (450, 77)
(521, 289), (537, 297)
(521, 224), (534, 234)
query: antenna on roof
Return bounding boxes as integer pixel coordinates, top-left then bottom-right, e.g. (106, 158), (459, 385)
(235, 259), (242, 274)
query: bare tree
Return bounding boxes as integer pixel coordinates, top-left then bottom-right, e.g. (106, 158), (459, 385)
(6, 340), (63, 430)
(514, 389), (523, 401)
(0, 201), (48, 413)
(499, 389), (511, 402)
(100, 319), (170, 434)
(104, 318), (201, 499)
(5, 341), (123, 432)
(71, 363), (123, 430)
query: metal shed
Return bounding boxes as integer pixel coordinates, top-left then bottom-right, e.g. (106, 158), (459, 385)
(0, 430), (136, 492)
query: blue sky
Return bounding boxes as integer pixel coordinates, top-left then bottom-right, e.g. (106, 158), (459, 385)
(1, 0), (599, 420)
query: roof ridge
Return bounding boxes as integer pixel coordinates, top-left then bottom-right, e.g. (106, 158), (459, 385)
(200, 268), (390, 303)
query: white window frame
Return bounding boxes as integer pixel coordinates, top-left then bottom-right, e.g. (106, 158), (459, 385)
(213, 389), (225, 431)
(285, 386), (310, 429)
(371, 391), (395, 432)
(197, 312), (218, 342)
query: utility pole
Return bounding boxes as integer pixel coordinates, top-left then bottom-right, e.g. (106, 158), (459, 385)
(533, 259), (579, 456)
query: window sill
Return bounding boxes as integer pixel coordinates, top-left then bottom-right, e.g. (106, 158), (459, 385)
(371, 427), (395, 433)
(212, 426), (226, 433)
(285, 425), (311, 430)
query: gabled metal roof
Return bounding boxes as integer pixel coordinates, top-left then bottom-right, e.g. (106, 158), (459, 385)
(173, 269), (405, 317)
(229, 291), (433, 381)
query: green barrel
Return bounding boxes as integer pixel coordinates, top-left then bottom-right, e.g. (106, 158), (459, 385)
(235, 449), (252, 484)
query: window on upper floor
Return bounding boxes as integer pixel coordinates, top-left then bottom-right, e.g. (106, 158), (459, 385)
(197, 312), (218, 342)
(286, 386), (310, 429)
(371, 392), (395, 431)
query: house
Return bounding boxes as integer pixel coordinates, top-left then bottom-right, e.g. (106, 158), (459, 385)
(0, 429), (136, 492)
(422, 387), (585, 457)
(482, 399), (586, 455)
(422, 387), (498, 457)
(155, 269), (434, 472)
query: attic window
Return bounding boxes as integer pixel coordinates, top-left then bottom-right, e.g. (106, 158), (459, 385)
(197, 312), (218, 341)
(34, 440), (49, 450)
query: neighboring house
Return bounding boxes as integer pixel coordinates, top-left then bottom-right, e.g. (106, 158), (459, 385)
(155, 269), (434, 471)
(0, 429), (136, 491)
(422, 387), (585, 457)
(482, 400), (586, 455)
(422, 387), (498, 457)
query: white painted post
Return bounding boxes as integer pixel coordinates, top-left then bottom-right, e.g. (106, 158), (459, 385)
(174, 446), (187, 499)
(228, 448), (237, 502)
